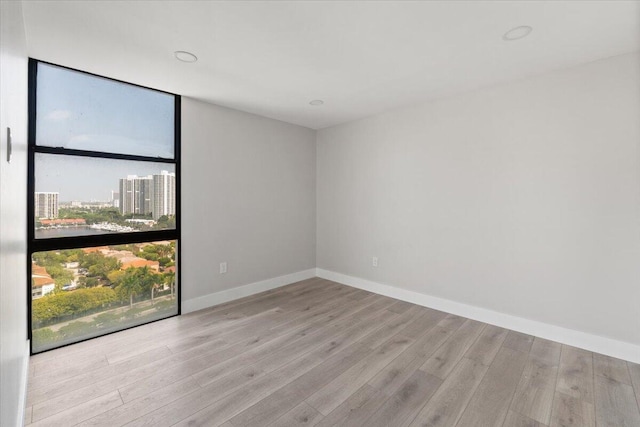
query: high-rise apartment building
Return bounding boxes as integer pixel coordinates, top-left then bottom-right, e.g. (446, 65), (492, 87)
(119, 175), (152, 216)
(119, 172), (175, 219)
(152, 170), (176, 220)
(35, 192), (59, 218)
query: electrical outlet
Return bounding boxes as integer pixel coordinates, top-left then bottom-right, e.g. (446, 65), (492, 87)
(219, 262), (227, 274)
(372, 257), (378, 267)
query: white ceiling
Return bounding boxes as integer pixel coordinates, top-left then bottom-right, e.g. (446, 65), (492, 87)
(22, 1), (640, 130)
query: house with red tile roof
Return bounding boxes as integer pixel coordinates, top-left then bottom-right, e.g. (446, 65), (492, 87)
(39, 218), (86, 226)
(31, 263), (55, 299)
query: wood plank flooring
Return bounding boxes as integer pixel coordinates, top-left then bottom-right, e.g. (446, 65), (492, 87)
(26, 278), (640, 427)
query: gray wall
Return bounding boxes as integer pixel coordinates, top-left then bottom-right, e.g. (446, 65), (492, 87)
(181, 98), (316, 307)
(0, 1), (29, 425)
(317, 53), (640, 347)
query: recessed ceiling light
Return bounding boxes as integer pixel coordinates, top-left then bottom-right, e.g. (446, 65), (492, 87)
(502, 26), (533, 41)
(309, 100), (324, 106)
(174, 51), (198, 63)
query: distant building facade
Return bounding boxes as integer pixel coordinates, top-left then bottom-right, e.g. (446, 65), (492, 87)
(118, 171), (175, 219)
(119, 175), (152, 216)
(35, 192), (59, 218)
(152, 170), (176, 220)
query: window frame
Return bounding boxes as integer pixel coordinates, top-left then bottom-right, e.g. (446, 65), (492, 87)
(27, 58), (182, 355)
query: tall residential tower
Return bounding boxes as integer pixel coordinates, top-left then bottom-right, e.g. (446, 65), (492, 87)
(119, 175), (152, 216)
(34, 192), (59, 218)
(152, 170), (176, 220)
(119, 171), (175, 219)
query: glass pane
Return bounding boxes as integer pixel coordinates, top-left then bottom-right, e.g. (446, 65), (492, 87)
(36, 63), (174, 158)
(31, 241), (178, 353)
(35, 154), (176, 239)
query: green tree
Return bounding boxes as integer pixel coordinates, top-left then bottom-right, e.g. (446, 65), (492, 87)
(79, 252), (121, 285)
(138, 243), (174, 266)
(138, 266), (160, 300)
(154, 215), (176, 230)
(138, 251), (158, 262)
(32, 287), (117, 326)
(52, 269), (74, 290)
(60, 249), (83, 263)
(78, 276), (100, 288)
(138, 243), (174, 262)
(33, 250), (66, 265)
(113, 267), (158, 307)
(156, 243), (174, 259)
(107, 270), (125, 286)
(32, 251), (76, 291)
(114, 269), (144, 308)
(163, 270), (176, 298)
(59, 206), (126, 225)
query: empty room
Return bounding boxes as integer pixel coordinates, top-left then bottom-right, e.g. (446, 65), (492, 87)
(1, 1), (640, 426)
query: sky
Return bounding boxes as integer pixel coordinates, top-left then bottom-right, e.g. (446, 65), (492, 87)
(35, 63), (176, 201)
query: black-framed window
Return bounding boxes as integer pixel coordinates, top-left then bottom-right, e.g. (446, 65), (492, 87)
(28, 59), (181, 354)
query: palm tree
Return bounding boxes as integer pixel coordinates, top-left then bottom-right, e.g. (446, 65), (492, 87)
(135, 266), (159, 301)
(115, 269), (143, 308)
(164, 270), (176, 299)
(115, 266), (160, 307)
(156, 243), (173, 260)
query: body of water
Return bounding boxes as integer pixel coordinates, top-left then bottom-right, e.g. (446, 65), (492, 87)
(35, 226), (116, 239)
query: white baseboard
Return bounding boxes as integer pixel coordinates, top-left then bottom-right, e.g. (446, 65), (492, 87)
(316, 268), (640, 364)
(18, 340), (29, 427)
(182, 268), (317, 314)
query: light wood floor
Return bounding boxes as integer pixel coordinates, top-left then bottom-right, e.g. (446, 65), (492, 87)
(26, 278), (640, 427)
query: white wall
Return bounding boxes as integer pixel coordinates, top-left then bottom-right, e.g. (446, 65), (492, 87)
(0, 1), (29, 425)
(181, 98), (316, 311)
(317, 53), (640, 352)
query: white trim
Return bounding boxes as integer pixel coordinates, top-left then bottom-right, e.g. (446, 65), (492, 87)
(182, 269), (317, 314)
(18, 340), (29, 427)
(316, 268), (640, 364)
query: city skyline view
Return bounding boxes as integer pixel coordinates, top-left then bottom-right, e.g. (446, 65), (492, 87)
(34, 168), (177, 237)
(35, 170), (176, 219)
(35, 153), (176, 202)
(119, 170), (176, 219)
